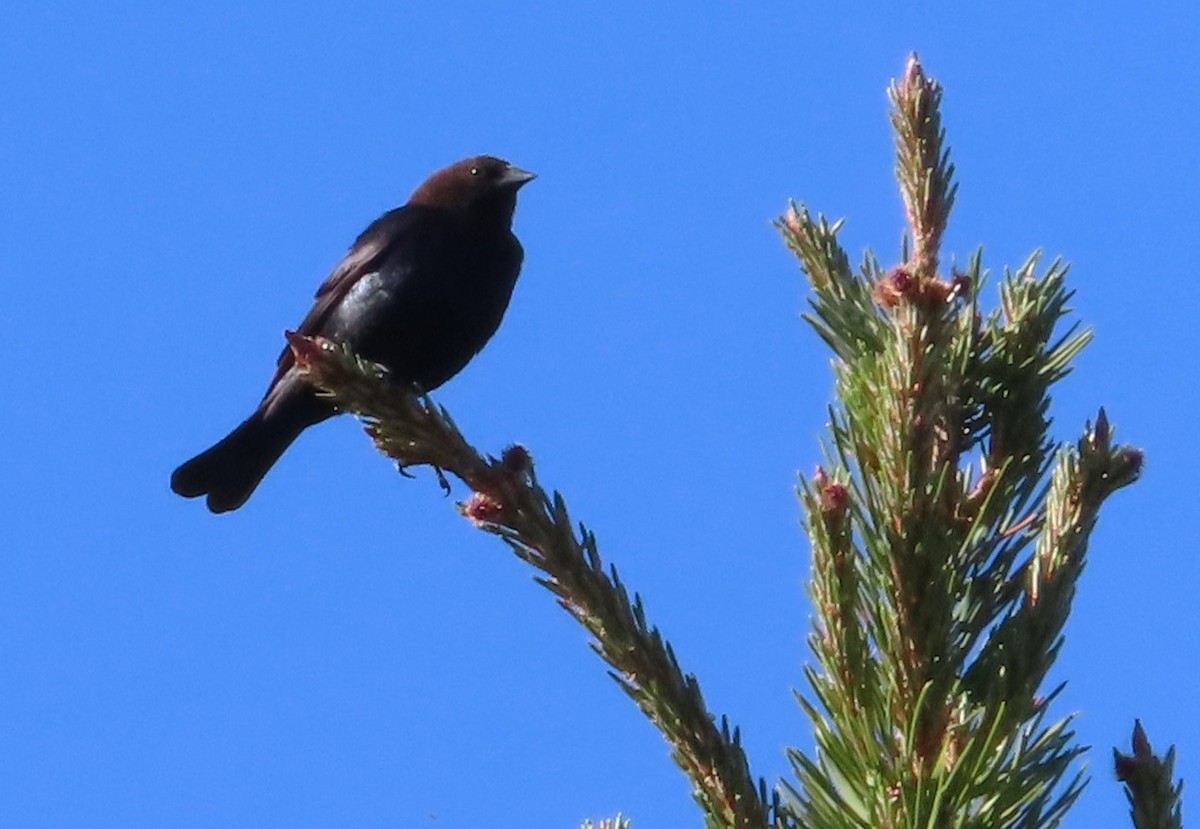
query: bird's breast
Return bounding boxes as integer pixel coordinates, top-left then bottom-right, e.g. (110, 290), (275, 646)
(321, 231), (522, 391)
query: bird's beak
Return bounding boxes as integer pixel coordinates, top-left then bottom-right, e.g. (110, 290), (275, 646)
(500, 165), (537, 189)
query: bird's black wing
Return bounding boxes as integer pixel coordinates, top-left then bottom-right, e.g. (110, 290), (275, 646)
(264, 206), (417, 395)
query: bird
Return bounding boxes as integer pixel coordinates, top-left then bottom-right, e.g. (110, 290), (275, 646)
(171, 155), (535, 513)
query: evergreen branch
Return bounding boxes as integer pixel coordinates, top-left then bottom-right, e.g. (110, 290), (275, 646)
(285, 332), (784, 829)
(965, 409), (1142, 717)
(777, 204), (885, 361)
(890, 52), (957, 278)
(1115, 721), (1184, 829)
(782, 57), (1144, 829)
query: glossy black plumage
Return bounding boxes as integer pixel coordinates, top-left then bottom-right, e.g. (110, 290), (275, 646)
(171, 155), (534, 512)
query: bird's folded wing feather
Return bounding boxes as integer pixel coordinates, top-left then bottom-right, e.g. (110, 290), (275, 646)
(264, 206), (414, 395)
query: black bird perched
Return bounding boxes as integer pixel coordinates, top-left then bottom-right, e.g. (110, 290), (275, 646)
(171, 155), (535, 513)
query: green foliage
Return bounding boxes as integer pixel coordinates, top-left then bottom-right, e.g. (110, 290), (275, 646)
(289, 334), (783, 829)
(293, 54), (1171, 829)
(776, 54), (1145, 829)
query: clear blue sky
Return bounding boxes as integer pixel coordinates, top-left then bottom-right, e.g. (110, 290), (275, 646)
(3, 3), (1197, 827)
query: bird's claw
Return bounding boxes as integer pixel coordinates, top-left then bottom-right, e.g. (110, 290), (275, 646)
(434, 465), (451, 496)
(395, 461), (449, 495)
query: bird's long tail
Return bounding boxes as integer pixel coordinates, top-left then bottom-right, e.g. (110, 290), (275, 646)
(170, 409), (305, 513)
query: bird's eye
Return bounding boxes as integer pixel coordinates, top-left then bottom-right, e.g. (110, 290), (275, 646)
(469, 167), (480, 176)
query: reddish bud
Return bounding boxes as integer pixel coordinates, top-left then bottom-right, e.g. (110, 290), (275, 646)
(783, 206), (807, 241)
(501, 443), (533, 474)
(1115, 721), (1154, 782)
(1132, 720), (1151, 757)
(813, 465), (829, 488)
(874, 266), (915, 308)
(891, 266), (915, 292)
(286, 330), (328, 368)
(813, 467), (849, 520)
(950, 270), (973, 298)
(820, 481), (850, 513)
(1094, 407), (1110, 446)
(463, 492), (504, 526)
(903, 52), (925, 90)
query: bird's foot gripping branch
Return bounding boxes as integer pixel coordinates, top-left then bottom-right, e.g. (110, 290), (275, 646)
(285, 331), (495, 492)
(287, 332), (786, 829)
